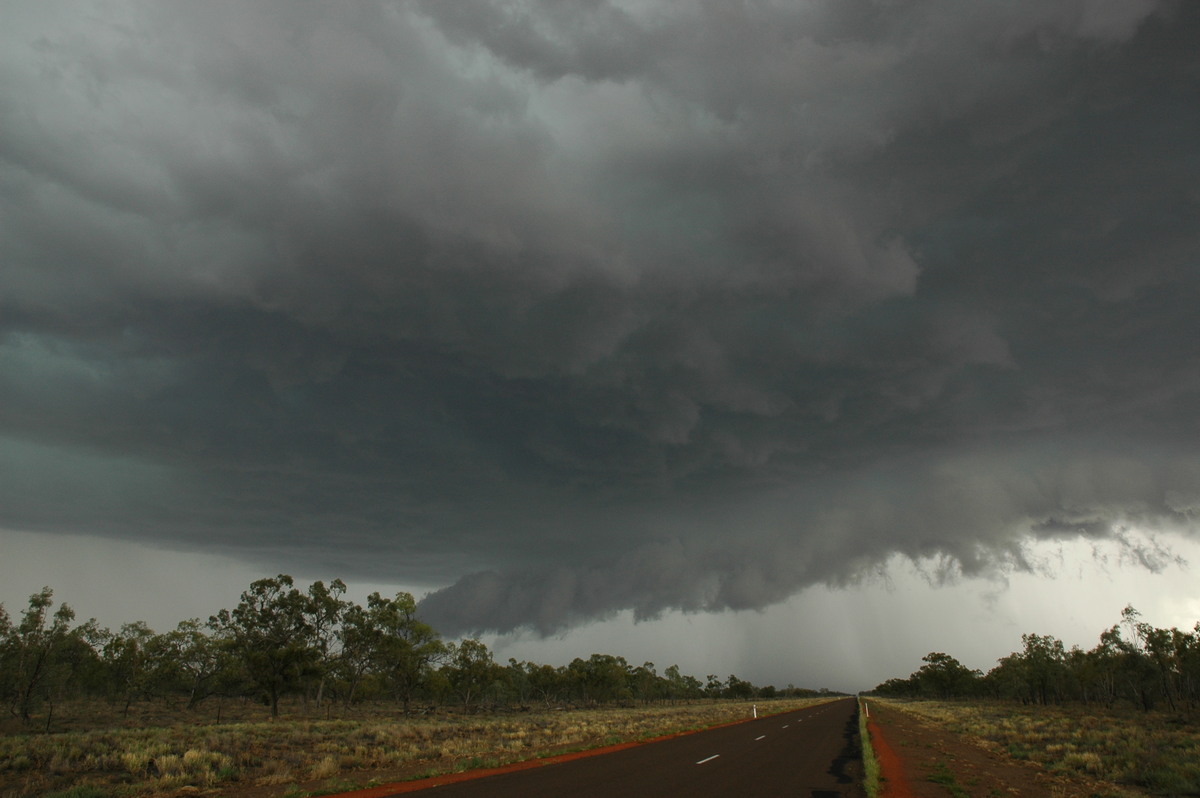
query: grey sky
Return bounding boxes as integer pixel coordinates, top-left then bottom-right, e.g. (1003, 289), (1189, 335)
(2, 1), (1198, 685)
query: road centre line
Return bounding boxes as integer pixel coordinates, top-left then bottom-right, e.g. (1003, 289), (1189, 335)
(696, 754), (720, 765)
(755, 735), (766, 740)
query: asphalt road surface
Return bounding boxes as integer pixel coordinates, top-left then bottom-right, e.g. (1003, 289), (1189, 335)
(390, 697), (860, 797)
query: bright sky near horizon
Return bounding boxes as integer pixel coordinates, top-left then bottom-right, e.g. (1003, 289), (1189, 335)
(2, 1), (1199, 692)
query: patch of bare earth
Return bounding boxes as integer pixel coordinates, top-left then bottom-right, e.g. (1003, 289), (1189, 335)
(868, 702), (1141, 798)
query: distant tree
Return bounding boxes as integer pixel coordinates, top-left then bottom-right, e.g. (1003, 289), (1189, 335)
(678, 671), (704, 699)
(568, 654), (631, 704)
(523, 661), (568, 707)
(1089, 625), (1126, 705)
(724, 674), (756, 700)
(503, 659), (534, 706)
(1025, 634), (1068, 704)
(871, 676), (918, 697)
(101, 622), (159, 716)
(211, 575), (315, 718)
(157, 619), (239, 710)
(444, 638), (498, 712)
(630, 661), (662, 705)
(916, 652), (980, 699)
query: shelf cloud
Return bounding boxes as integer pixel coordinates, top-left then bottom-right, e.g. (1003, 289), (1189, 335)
(2, 1), (1197, 637)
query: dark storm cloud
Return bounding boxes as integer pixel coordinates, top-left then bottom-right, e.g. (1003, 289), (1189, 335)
(1, 1), (1197, 633)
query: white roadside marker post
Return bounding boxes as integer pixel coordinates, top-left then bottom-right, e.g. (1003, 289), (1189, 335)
(753, 704), (757, 719)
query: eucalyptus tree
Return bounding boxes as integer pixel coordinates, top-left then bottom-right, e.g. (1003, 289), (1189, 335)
(444, 638), (498, 713)
(336, 600), (378, 706)
(305, 579), (348, 709)
(662, 664), (701, 703)
(568, 654), (631, 704)
(101, 621), (159, 716)
(629, 661), (662, 705)
(2, 587), (78, 721)
(211, 575), (315, 717)
(157, 619), (240, 709)
(524, 661), (569, 707)
(915, 652), (980, 699)
(363, 591), (445, 715)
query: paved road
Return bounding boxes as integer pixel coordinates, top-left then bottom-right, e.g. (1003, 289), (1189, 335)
(389, 697), (860, 797)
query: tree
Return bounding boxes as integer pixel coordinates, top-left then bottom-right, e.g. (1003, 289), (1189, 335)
(3, 587), (77, 721)
(0, 605), (11, 713)
(568, 654), (631, 704)
(363, 592), (445, 715)
(526, 662), (569, 707)
(630, 662), (662, 705)
(1018, 634), (1068, 704)
(336, 601), (378, 707)
(211, 575), (315, 718)
(101, 622), (159, 716)
(444, 638), (498, 712)
(157, 619), (239, 710)
(305, 579), (348, 709)
(724, 674), (756, 700)
(1106, 611), (1159, 711)
(916, 652), (979, 699)
(502, 660), (529, 705)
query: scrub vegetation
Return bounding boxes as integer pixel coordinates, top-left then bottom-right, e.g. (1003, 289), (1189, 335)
(875, 699), (1200, 796)
(867, 605), (1200, 794)
(0, 576), (840, 796)
(0, 697), (836, 797)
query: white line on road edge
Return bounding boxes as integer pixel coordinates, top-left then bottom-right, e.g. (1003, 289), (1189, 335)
(696, 755), (720, 765)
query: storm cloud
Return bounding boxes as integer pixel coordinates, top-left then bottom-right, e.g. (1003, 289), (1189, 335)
(2, 1), (1198, 636)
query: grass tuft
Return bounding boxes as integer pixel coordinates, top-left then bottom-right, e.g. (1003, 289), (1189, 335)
(928, 761), (969, 798)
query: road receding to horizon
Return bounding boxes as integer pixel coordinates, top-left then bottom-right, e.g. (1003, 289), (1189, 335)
(336, 697), (860, 798)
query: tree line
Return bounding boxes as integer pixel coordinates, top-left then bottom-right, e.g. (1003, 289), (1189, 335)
(869, 605), (1200, 712)
(1, 575), (827, 725)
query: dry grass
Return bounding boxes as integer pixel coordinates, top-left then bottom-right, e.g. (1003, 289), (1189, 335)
(0, 697), (837, 797)
(874, 698), (1200, 795)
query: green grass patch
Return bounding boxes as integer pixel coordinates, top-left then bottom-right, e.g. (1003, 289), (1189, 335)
(859, 701), (880, 798)
(928, 761), (969, 798)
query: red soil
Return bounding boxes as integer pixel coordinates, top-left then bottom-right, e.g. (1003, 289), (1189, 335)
(866, 716), (917, 798)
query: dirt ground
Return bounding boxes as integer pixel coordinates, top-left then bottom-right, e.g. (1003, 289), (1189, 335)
(865, 701), (1141, 798)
